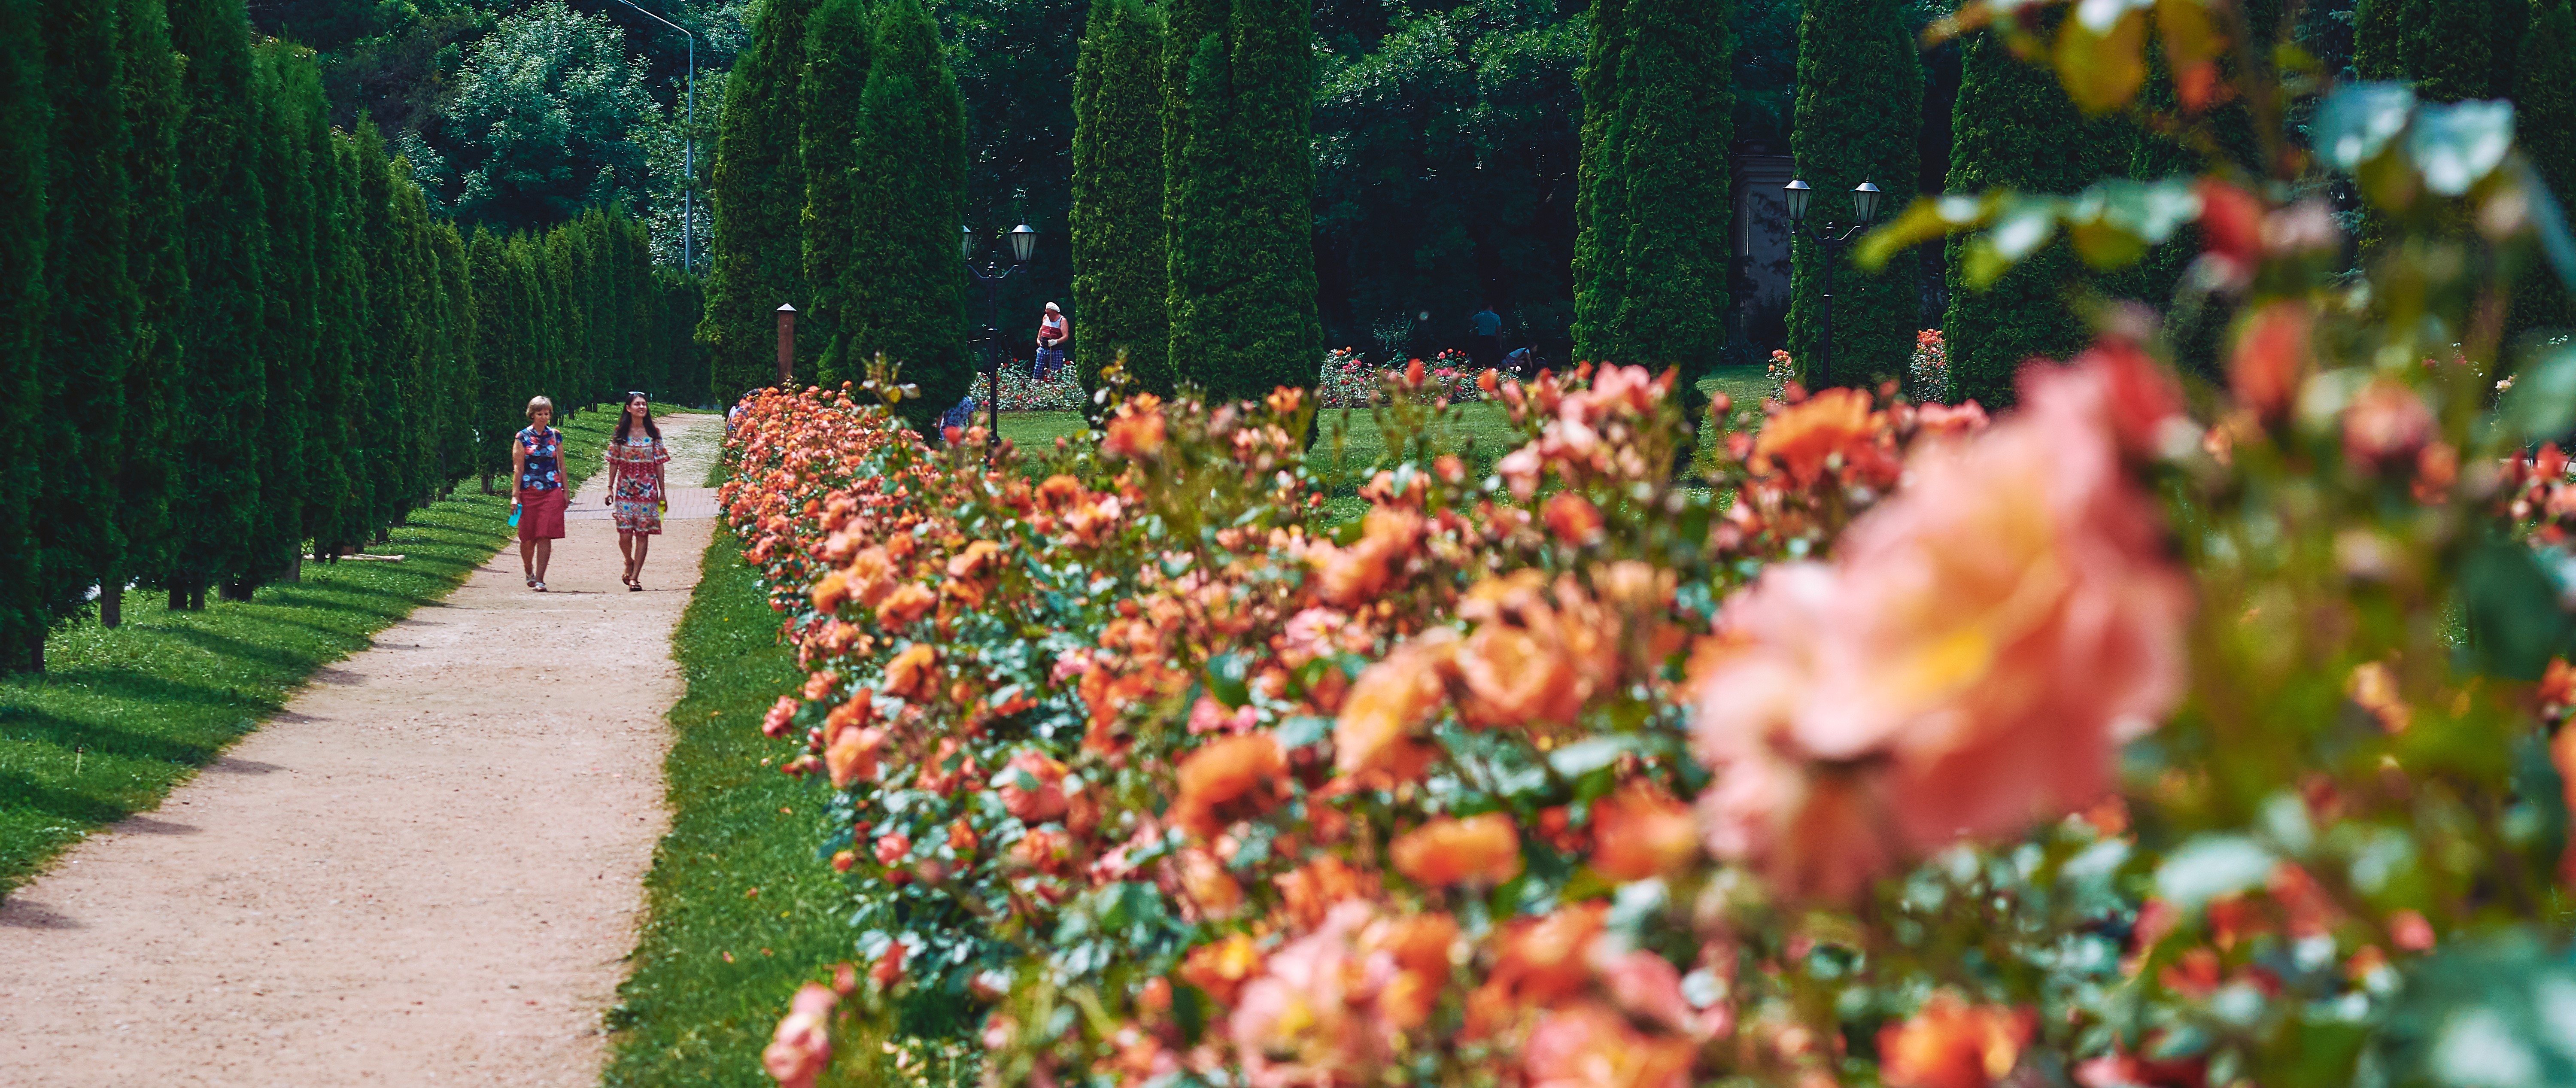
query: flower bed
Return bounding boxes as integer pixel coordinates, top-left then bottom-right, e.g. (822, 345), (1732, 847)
(717, 45), (2576, 1088)
(993, 361), (1085, 413)
(1320, 348), (1487, 409)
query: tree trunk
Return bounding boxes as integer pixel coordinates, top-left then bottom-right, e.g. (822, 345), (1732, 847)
(101, 584), (121, 628)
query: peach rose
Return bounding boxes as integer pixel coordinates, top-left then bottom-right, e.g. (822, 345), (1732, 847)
(883, 644), (939, 700)
(1334, 629), (1455, 783)
(874, 582), (937, 628)
(1587, 784), (1700, 881)
(1181, 933), (1264, 1007)
(1170, 733), (1290, 839)
(1389, 812), (1523, 887)
(761, 983), (838, 1088)
(825, 726), (884, 789)
(1878, 993), (2034, 1088)
(1231, 903), (1385, 1088)
(1753, 386), (1880, 484)
(993, 751), (1071, 822)
(1522, 1002), (1697, 1088)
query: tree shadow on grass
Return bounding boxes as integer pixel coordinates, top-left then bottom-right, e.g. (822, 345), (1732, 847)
(154, 627), (339, 679)
(0, 770), (135, 827)
(0, 705), (229, 766)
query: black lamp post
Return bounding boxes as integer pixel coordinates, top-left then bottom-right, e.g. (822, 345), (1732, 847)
(1783, 179), (1883, 389)
(963, 223), (1037, 452)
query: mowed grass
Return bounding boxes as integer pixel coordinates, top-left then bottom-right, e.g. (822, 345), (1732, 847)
(603, 523), (855, 1088)
(0, 401), (654, 896)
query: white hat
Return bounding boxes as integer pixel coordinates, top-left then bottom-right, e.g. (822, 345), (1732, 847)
(1045, 301), (1062, 313)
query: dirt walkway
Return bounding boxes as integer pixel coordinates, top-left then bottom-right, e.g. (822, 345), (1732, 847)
(0, 413), (726, 1086)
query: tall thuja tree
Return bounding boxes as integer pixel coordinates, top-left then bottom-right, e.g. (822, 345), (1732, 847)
(844, 0), (970, 431)
(467, 228), (522, 490)
(307, 130), (367, 558)
(1786, 0), (1919, 388)
(2515, 0), (2576, 329)
(800, 0), (872, 383)
(391, 179), (443, 507)
(1939, 26), (2129, 408)
(112, 0), (187, 623)
(1070, 0), (1168, 392)
(431, 222), (474, 487)
(1164, 0), (1324, 398)
(0, 0), (43, 667)
(547, 221), (595, 410)
(701, 0), (818, 398)
(352, 123), (410, 539)
(34, 0), (135, 635)
(170, 0), (264, 605)
(249, 42), (319, 586)
(1595, 0), (1732, 377)
(512, 233), (559, 408)
(1571, 0), (1632, 364)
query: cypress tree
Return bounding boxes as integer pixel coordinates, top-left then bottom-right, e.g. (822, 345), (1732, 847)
(844, 0), (971, 431)
(1070, 0), (1170, 393)
(351, 122), (407, 538)
(1596, 0), (1733, 376)
(2412, 0), (2512, 103)
(307, 129), (365, 557)
(392, 179), (441, 508)
(170, 0), (265, 605)
(1939, 27), (2129, 407)
(801, 0), (872, 384)
(1786, 0), (1919, 388)
(112, 0), (188, 622)
(2514, 0), (2576, 329)
(34, 0), (136, 633)
(701, 0), (819, 398)
(468, 228), (520, 490)
(2351, 0), (2423, 79)
(1571, 0), (1633, 365)
(1163, 0), (1324, 399)
(249, 42), (317, 586)
(431, 221), (474, 489)
(0, 0), (44, 668)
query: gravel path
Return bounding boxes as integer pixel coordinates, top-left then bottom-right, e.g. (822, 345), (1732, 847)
(0, 413), (726, 1086)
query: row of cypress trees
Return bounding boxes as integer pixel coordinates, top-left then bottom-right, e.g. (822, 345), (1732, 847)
(1064, 0), (1324, 402)
(701, 0), (972, 431)
(0, 0), (701, 673)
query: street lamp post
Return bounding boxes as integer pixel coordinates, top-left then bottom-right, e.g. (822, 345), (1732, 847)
(962, 223), (1038, 453)
(1782, 179), (1884, 389)
(617, 0), (696, 272)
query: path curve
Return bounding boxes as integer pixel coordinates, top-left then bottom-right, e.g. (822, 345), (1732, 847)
(0, 413), (725, 1086)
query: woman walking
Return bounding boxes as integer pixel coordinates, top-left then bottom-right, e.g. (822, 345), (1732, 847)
(605, 392), (671, 590)
(512, 396), (568, 591)
(1034, 302), (1069, 378)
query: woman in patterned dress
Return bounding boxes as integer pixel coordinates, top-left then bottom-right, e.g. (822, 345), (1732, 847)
(511, 396), (568, 592)
(605, 392), (671, 591)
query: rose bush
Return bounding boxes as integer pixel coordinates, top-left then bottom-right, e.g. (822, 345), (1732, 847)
(721, 11), (2576, 1088)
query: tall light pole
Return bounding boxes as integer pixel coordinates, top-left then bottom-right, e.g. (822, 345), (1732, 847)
(963, 224), (1037, 454)
(1782, 179), (1884, 389)
(617, 0), (696, 272)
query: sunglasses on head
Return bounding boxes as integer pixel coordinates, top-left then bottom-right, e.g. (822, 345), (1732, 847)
(628, 392), (648, 400)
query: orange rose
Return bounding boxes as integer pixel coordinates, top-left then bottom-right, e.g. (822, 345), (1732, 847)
(1274, 856), (1378, 929)
(874, 582), (937, 628)
(947, 539), (1006, 580)
(1390, 813), (1522, 887)
(1103, 395), (1168, 459)
(1588, 784), (1700, 880)
(1542, 492), (1604, 546)
(1334, 629), (1455, 783)
(993, 751), (1070, 822)
(1170, 733), (1289, 838)
(1753, 386), (1880, 484)
(2228, 300), (2312, 419)
(1878, 993), (2035, 1088)
(811, 570), (852, 614)
(883, 644), (939, 700)
(1522, 1003), (1697, 1088)
(1179, 933), (1264, 1007)
(825, 726), (885, 789)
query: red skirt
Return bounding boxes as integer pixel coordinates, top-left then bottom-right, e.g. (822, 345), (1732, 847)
(516, 487), (568, 541)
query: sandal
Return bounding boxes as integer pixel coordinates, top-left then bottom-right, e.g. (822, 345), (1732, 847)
(629, 580), (643, 593)
(533, 581), (548, 593)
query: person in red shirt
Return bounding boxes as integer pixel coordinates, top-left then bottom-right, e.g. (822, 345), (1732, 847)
(1035, 302), (1069, 378)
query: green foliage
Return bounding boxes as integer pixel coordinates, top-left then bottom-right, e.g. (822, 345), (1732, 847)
(35, 0), (137, 628)
(171, 0), (266, 599)
(945, 0), (1087, 373)
(2513, 0), (2576, 329)
(307, 123), (368, 555)
(1165, 0), (1325, 400)
(1069, 0), (1168, 393)
(798, 0), (871, 383)
(600, 526), (860, 1088)
(0, 0), (40, 669)
(1786, 0), (1923, 389)
(1574, 0), (1735, 378)
(1939, 27), (2131, 407)
(1312, 1), (1583, 363)
(701, 0), (816, 400)
(430, 1), (662, 229)
(844, 0), (971, 431)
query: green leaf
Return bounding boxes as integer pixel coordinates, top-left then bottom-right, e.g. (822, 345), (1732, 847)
(2514, 159), (2576, 293)
(2407, 99), (2515, 196)
(2315, 82), (2417, 171)
(1204, 652), (1250, 708)
(1856, 193), (1995, 270)
(2458, 537), (2573, 681)
(1275, 714), (1332, 750)
(2153, 834), (2276, 908)
(2499, 339), (2576, 440)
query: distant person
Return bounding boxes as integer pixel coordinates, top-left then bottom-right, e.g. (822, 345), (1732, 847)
(605, 392), (671, 592)
(1035, 302), (1069, 379)
(1504, 344), (1537, 377)
(1470, 304), (1504, 370)
(511, 396), (567, 592)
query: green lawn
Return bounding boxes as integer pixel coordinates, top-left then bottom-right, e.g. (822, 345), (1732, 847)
(602, 523), (859, 1087)
(0, 400), (652, 896)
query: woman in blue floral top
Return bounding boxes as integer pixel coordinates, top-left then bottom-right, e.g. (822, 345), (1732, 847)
(605, 392), (671, 590)
(511, 396), (568, 591)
